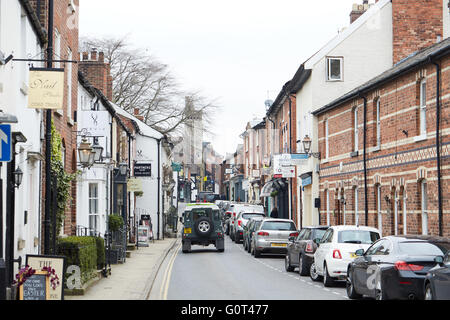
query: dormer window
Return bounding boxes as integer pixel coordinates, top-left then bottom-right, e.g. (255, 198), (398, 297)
(327, 57), (343, 81)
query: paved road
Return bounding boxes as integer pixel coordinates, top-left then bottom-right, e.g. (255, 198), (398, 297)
(150, 224), (349, 300)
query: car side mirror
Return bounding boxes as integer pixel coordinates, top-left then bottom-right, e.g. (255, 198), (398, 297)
(313, 238), (320, 245)
(434, 255), (445, 266)
(179, 217), (184, 224)
(288, 236), (295, 242)
(355, 249), (365, 256)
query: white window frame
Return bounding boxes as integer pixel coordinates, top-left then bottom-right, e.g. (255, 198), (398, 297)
(421, 180), (428, 235)
(89, 183), (99, 234)
(67, 48), (73, 121)
(354, 187), (359, 225)
(402, 189), (407, 235)
(394, 189), (398, 235)
(354, 107), (359, 152)
(54, 28), (61, 68)
(325, 119), (329, 160)
(326, 189), (330, 226)
(327, 57), (343, 81)
(376, 99), (381, 147)
(377, 184), (382, 235)
(420, 78), (427, 136)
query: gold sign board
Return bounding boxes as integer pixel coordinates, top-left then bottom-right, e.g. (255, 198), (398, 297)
(127, 178), (143, 192)
(28, 68), (65, 109)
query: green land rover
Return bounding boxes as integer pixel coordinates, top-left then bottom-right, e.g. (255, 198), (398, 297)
(180, 203), (225, 253)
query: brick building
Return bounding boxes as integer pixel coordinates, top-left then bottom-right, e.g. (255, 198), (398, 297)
(313, 37), (450, 237)
(29, 0), (80, 236)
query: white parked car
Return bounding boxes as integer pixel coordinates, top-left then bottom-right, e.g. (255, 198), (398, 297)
(229, 203), (264, 241)
(311, 225), (381, 287)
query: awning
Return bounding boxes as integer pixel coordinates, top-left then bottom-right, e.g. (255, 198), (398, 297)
(260, 181), (276, 198)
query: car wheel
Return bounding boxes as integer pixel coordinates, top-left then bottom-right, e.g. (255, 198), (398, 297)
(375, 276), (388, 300)
(346, 268), (363, 299)
(323, 264), (335, 287)
(217, 248), (225, 253)
(310, 262), (321, 282)
(251, 244), (255, 256)
(243, 239), (247, 250)
(424, 282), (434, 300)
(285, 254), (295, 272)
(254, 248), (261, 258)
(298, 254), (308, 276)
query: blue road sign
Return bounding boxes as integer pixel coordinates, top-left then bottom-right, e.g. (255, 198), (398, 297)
(0, 124), (12, 162)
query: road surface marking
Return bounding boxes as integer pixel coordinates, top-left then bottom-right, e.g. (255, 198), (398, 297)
(160, 242), (181, 300)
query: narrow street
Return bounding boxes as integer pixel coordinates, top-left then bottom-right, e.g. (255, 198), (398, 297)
(149, 204), (348, 300)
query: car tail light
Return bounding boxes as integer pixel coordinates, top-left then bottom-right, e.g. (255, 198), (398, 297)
(289, 232), (299, 238)
(332, 249), (342, 259)
(258, 231), (269, 236)
(233, 212), (236, 217)
(394, 261), (424, 272)
(238, 220), (242, 227)
(305, 241), (314, 253)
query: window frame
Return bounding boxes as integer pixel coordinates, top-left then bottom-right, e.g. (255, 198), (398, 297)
(419, 78), (427, 136)
(89, 183), (99, 234)
(421, 180), (428, 235)
(326, 57), (344, 81)
(354, 107), (359, 152)
(376, 98), (381, 147)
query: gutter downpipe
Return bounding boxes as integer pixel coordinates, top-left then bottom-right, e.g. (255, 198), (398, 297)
(157, 139), (161, 240)
(359, 93), (369, 226)
(430, 58), (443, 236)
(284, 87), (294, 223)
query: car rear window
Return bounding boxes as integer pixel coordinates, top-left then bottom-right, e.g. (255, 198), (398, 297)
(188, 208), (220, 221)
(338, 230), (380, 244)
(242, 213), (265, 219)
(313, 229), (327, 241)
(262, 221), (296, 231)
(398, 242), (450, 256)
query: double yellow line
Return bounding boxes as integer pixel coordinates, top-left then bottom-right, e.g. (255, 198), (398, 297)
(159, 242), (181, 300)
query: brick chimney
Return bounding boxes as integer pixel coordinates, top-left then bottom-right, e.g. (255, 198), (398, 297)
(134, 108), (144, 122)
(350, 0), (371, 24)
(79, 50), (113, 101)
(392, 0), (443, 65)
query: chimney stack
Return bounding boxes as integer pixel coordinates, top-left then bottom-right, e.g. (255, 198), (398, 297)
(350, 0), (371, 24)
(134, 108), (144, 121)
(79, 51), (113, 101)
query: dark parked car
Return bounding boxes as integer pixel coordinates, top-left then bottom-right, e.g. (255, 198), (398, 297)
(243, 217), (265, 253)
(285, 226), (328, 275)
(346, 235), (450, 300)
(424, 251), (450, 300)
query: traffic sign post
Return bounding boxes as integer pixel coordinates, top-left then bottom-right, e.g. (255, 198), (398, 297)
(0, 125), (12, 163)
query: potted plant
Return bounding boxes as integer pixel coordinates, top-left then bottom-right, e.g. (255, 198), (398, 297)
(108, 214), (124, 232)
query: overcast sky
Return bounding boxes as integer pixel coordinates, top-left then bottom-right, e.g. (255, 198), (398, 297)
(79, 0), (366, 157)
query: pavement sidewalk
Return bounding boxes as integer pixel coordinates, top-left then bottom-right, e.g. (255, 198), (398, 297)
(66, 237), (178, 300)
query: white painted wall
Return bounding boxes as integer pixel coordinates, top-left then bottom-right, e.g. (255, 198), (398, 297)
(76, 82), (113, 237)
(296, 0), (393, 227)
(0, 1), (45, 264)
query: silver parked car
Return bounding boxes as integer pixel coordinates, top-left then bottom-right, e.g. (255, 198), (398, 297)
(250, 218), (298, 258)
(233, 211), (266, 244)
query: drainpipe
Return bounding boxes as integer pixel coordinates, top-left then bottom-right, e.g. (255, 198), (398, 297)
(430, 59), (443, 236)
(359, 93), (369, 226)
(283, 87), (294, 223)
(157, 139), (161, 240)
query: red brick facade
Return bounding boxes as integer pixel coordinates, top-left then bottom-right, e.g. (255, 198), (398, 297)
(79, 51), (113, 101)
(392, 0), (443, 64)
(30, 0), (80, 236)
(317, 53), (450, 237)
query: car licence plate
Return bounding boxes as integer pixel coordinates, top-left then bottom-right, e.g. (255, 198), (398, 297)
(271, 243), (287, 248)
(184, 228), (192, 234)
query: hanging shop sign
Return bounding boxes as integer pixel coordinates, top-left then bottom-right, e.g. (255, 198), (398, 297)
(127, 178), (143, 192)
(28, 68), (65, 109)
(134, 163), (152, 177)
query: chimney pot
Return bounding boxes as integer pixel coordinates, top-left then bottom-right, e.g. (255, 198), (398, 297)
(99, 52), (105, 63)
(91, 51), (97, 60)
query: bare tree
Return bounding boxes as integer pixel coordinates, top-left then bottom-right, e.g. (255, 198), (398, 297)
(79, 36), (219, 136)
